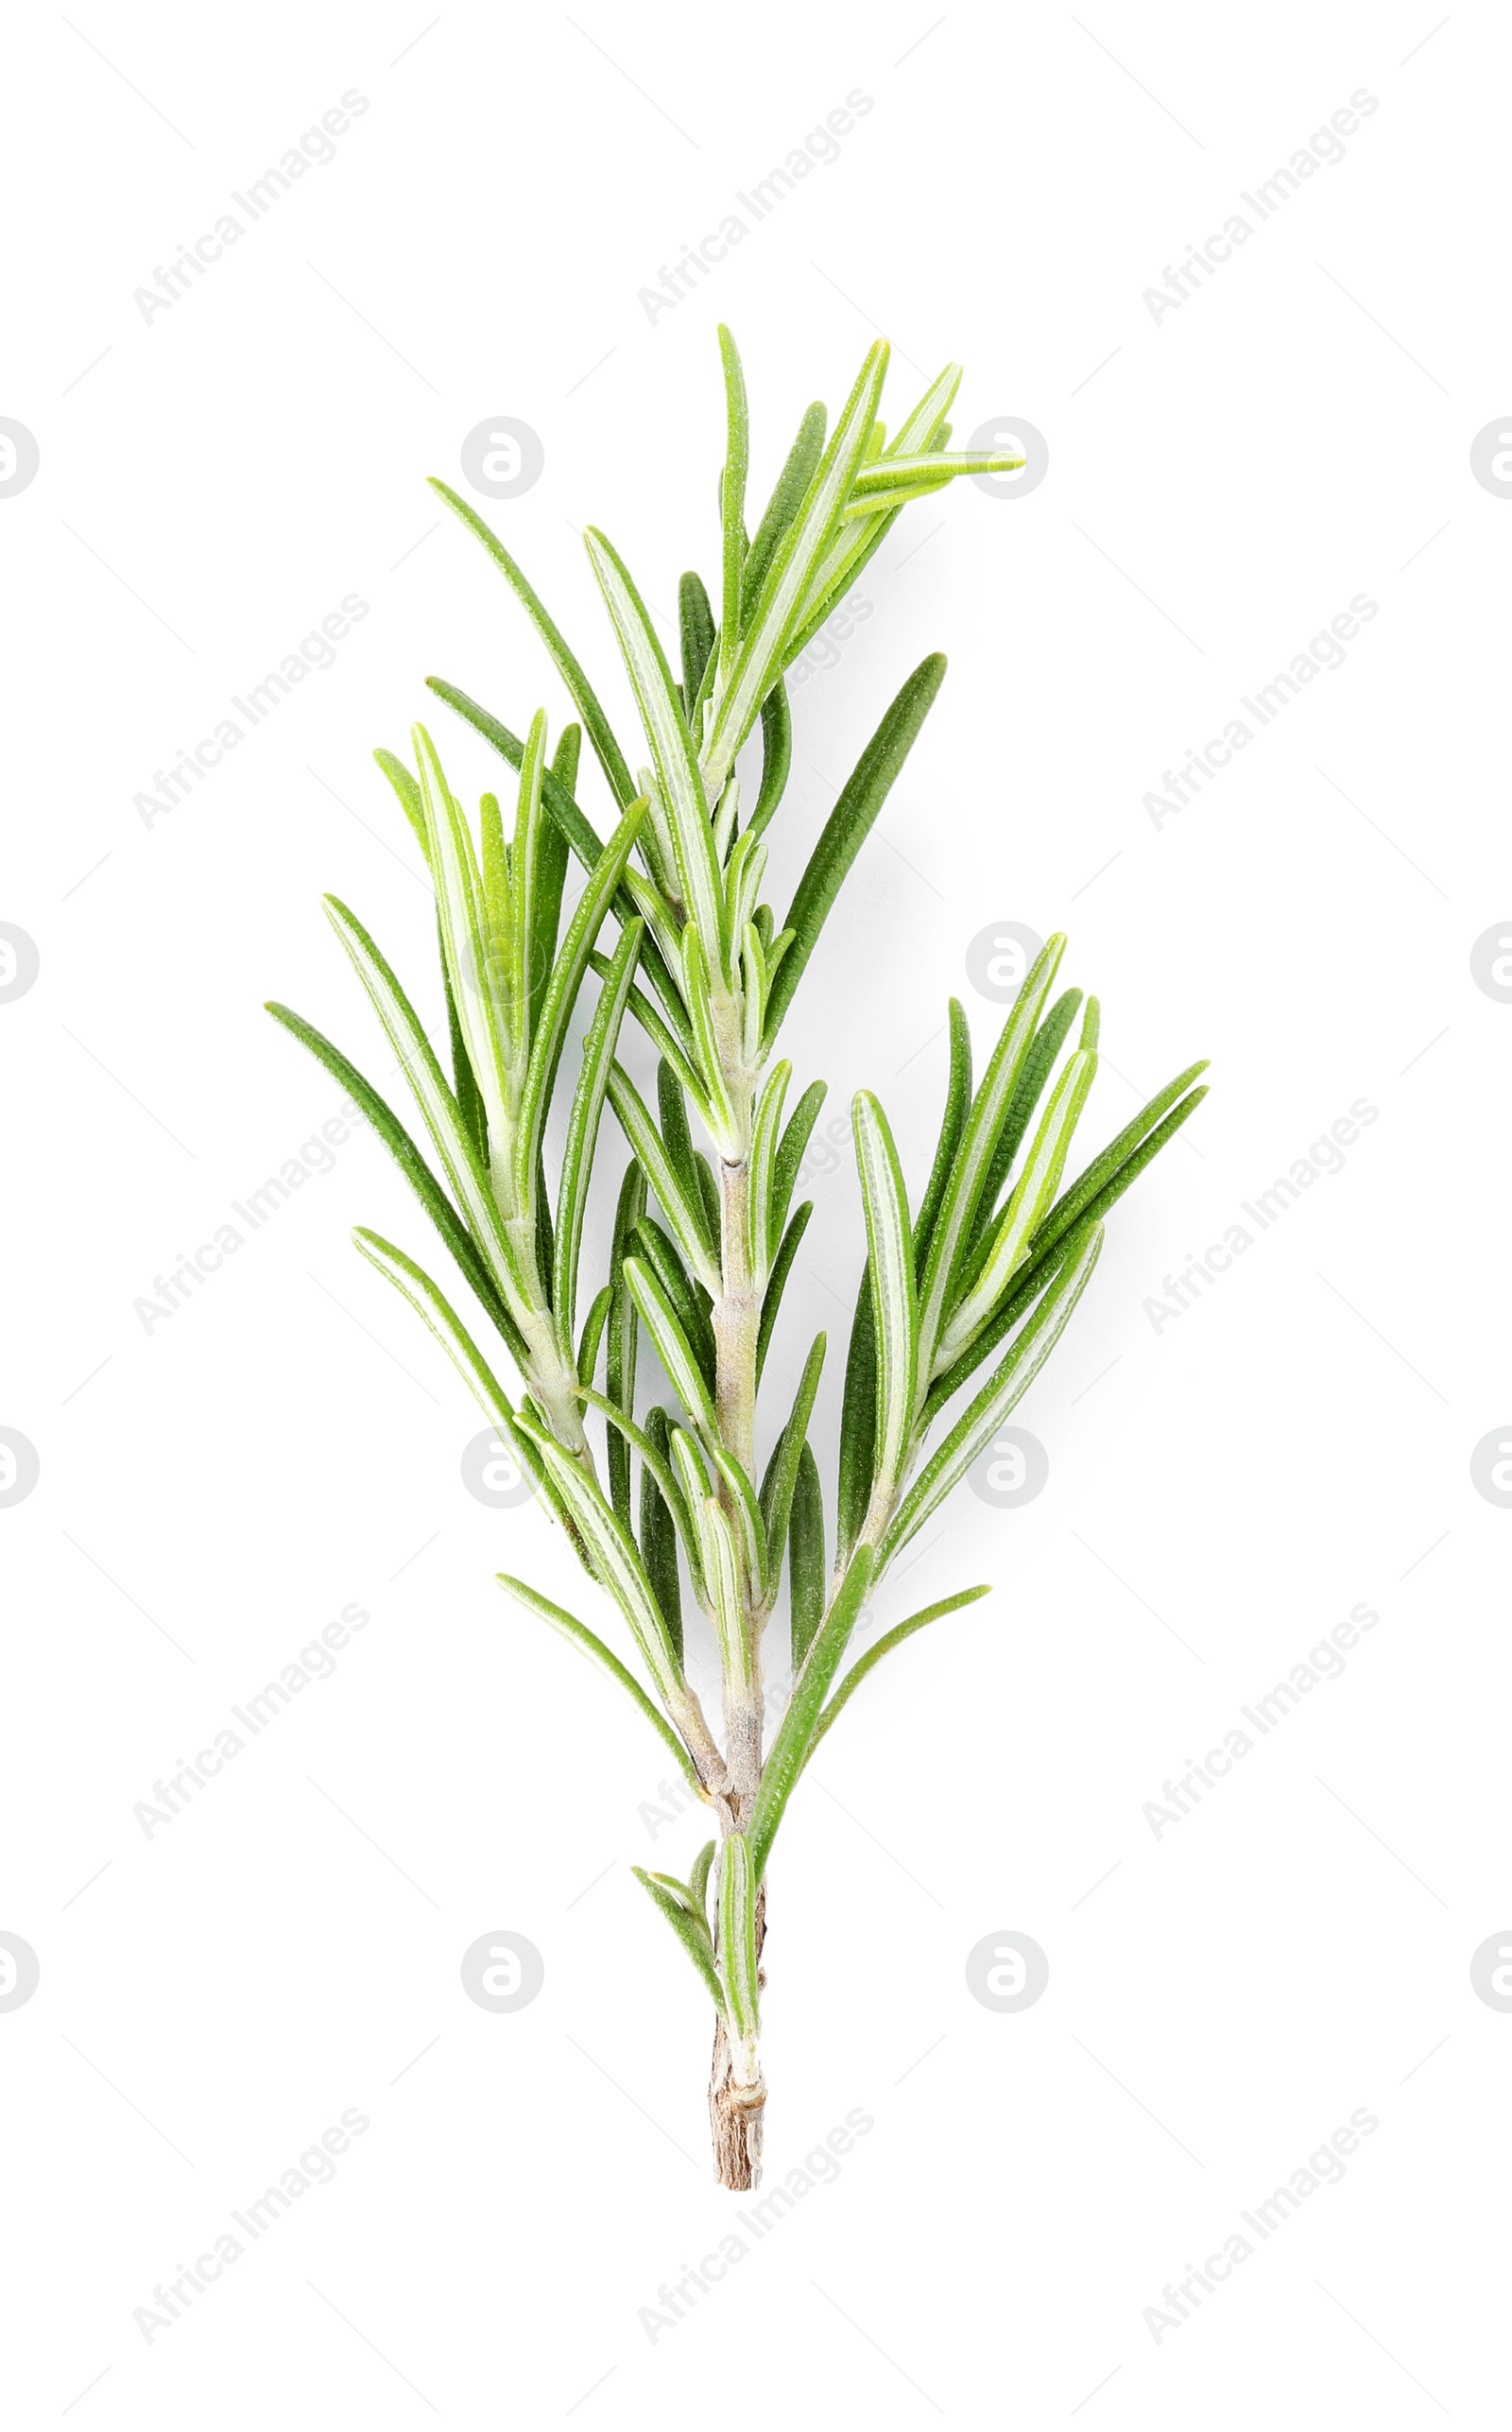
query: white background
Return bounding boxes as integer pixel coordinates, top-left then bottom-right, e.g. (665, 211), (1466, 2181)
(5, 2), (1508, 2423)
